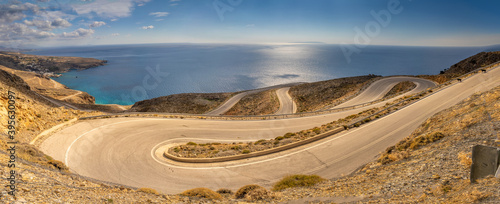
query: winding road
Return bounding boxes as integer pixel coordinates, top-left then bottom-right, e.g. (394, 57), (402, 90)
(40, 69), (500, 194)
(274, 87), (297, 115)
(205, 83), (302, 115)
(332, 76), (436, 109)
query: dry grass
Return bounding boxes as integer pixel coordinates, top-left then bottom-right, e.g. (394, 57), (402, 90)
(245, 187), (273, 201)
(225, 89), (279, 115)
(181, 188), (222, 200)
(273, 175), (325, 191)
(235, 184), (266, 199)
(458, 152), (472, 168)
(378, 132), (445, 164)
(136, 188), (159, 195)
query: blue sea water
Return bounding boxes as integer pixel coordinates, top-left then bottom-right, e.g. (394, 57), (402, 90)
(28, 43), (486, 105)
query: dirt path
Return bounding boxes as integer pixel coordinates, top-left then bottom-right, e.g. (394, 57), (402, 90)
(60, 90), (83, 100)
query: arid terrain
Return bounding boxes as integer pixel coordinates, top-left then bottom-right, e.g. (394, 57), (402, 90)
(0, 52), (499, 203)
(224, 89), (280, 116)
(128, 92), (235, 114)
(418, 51), (500, 84)
(0, 51), (106, 74)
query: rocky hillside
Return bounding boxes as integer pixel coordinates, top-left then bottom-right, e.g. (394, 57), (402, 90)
(420, 51), (500, 84)
(445, 51), (500, 75)
(128, 92), (235, 114)
(0, 66), (95, 104)
(0, 65), (181, 203)
(0, 70), (102, 144)
(289, 75), (380, 112)
(224, 89), (280, 116)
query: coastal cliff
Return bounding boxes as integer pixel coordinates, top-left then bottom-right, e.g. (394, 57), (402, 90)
(0, 66), (95, 104)
(0, 51), (106, 74)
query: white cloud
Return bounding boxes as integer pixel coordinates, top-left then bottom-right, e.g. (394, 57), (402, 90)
(111, 18), (118, 22)
(0, 2), (40, 24)
(39, 10), (77, 21)
(89, 21), (106, 28)
(0, 23), (56, 43)
(246, 24), (255, 27)
(170, 3), (178, 6)
(70, 0), (151, 18)
(61, 28), (95, 38)
(24, 18), (72, 31)
(111, 33), (120, 36)
(155, 19), (164, 21)
(0, 1), (102, 47)
(149, 12), (169, 18)
(141, 25), (154, 30)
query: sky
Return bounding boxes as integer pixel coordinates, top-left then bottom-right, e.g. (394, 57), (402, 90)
(1, 0), (500, 48)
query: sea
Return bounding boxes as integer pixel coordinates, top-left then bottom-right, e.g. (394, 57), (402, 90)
(27, 43), (492, 105)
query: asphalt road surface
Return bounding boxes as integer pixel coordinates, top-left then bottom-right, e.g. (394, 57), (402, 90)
(274, 87), (296, 115)
(41, 68), (500, 194)
(333, 76), (437, 109)
(205, 83), (302, 115)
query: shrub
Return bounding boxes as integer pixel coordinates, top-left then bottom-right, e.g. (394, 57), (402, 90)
(246, 187), (272, 201)
(231, 145), (241, 150)
(216, 188), (233, 194)
(275, 136), (284, 141)
(186, 142), (197, 146)
(47, 160), (69, 172)
(378, 154), (392, 165)
(312, 127), (321, 134)
(235, 184), (264, 199)
(137, 188), (159, 195)
(284, 132), (295, 138)
(409, 132), (444, 149)
(254, 139), (266, 145)
(181, 188), (222, 200)
(242, 149), (251, 154)
(272, 174), (324, 191)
